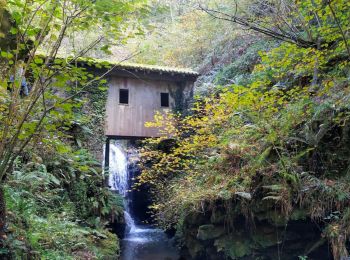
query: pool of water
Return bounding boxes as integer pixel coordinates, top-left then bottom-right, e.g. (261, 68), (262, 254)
(121, 225), (179, 260)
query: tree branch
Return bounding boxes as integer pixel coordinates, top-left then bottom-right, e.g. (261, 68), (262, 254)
(198, 5), (317, 48)
(327, 0), (350, 59)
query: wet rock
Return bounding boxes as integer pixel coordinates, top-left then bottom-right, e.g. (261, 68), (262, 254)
(197, 224), (225, 240)
(251, 228), (281, 248)
(235, 192), (252, 200)
(210, 209), (225, 224)
(186, 236), (204, 258)
(178, 199), (331, 259)
(259, 210), (288, 227)
(185, 212), (208, 227)
(214, 234), (252, 258)
(290, 208), (308, 220)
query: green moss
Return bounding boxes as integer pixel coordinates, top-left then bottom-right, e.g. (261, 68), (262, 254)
(36, 53), (199, 76)
(210, 209), (225, 224)
(214, 234), (252, 259)
(94, 231), (120, 259)
(197, 224), (225, 240)
(290, 209), (308, 221)
(229, 240), (252, 258)
(186, 236), (204, 258)
(252, 230), (280, 248)
(256, 210), (288, 227)
(267, 211), (288, 227)
(184, 212), (207, 227)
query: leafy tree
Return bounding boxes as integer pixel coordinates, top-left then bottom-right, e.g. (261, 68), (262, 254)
(201, 0), (350, 52)
(138, 0), (350, 258)
(0, 0), (147, 241)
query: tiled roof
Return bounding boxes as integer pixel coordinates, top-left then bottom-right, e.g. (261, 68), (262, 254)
(80, 57), (199, 77)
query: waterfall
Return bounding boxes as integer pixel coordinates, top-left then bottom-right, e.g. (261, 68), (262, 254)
(108, 142), (128, 195)
(108, 141), (135, 232)
(105, 140), (179, 260)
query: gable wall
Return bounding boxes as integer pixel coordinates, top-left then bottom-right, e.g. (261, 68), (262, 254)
(105, 76), (193, 138)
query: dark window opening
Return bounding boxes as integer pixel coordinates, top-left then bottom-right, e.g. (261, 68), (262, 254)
(119, 89), (129, 104)
(161, 92), (169, 107)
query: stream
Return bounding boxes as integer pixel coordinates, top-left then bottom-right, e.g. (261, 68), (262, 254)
(108, 141), (179, 260)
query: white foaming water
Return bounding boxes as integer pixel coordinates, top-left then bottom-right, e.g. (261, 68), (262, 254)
(106, 141), (178, 260)
(108, 142), (128, 195)
(108, 141), (135, 232)
(124, 211), (135, 233)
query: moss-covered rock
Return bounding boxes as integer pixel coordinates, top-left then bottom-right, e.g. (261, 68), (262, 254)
(256, 210), (288, 227)
(184, 212), (208, 227)
(197, 224), (225, 240)
(214, 234), (252, 259)
(290, 208), (308, 221)
(186, 236), (204, 258)
(210, 209), (226, 224)
(177, 197), (331, 259)
(251, 228), (281, 248)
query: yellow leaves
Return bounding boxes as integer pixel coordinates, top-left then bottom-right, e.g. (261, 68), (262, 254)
(139, 71), (318, 227)
(318, 80), (336, 97)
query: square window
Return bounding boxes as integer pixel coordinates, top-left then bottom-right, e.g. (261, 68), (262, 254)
(119, 89), (129, 104)
(161, 92), (169, 107)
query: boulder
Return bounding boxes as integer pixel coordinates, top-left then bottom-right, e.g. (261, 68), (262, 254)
(197, 224), (225, 240)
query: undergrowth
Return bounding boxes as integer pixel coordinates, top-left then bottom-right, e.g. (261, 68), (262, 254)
(1, 155), (122, 259)
(138, 1), (350, 258)
(0, 79), (122, 259)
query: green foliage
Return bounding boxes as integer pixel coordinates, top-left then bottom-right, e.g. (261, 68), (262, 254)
(140, 83), (314, 225)
(2, 152), (122, 259)
(130, 1), (239, 70)
(0, 0), (146, 256)
(0, 72), (123, 258)
(215, 39), (277, 86)
(138, 1), (350, 258)
(0, 0), (149, 181)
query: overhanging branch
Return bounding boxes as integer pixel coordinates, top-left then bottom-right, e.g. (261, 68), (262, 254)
(199, 5), (317, 48)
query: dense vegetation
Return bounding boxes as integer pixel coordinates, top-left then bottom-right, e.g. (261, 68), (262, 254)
(1, 0), (350, 259)
(136, 0), (350, 259)
(0, 0), (146, 258)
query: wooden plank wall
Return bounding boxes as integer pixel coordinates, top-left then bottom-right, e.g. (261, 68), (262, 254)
(105, 77), (180, 137)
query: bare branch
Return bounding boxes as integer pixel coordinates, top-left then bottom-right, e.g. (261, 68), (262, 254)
(198, 4), (317, 48)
